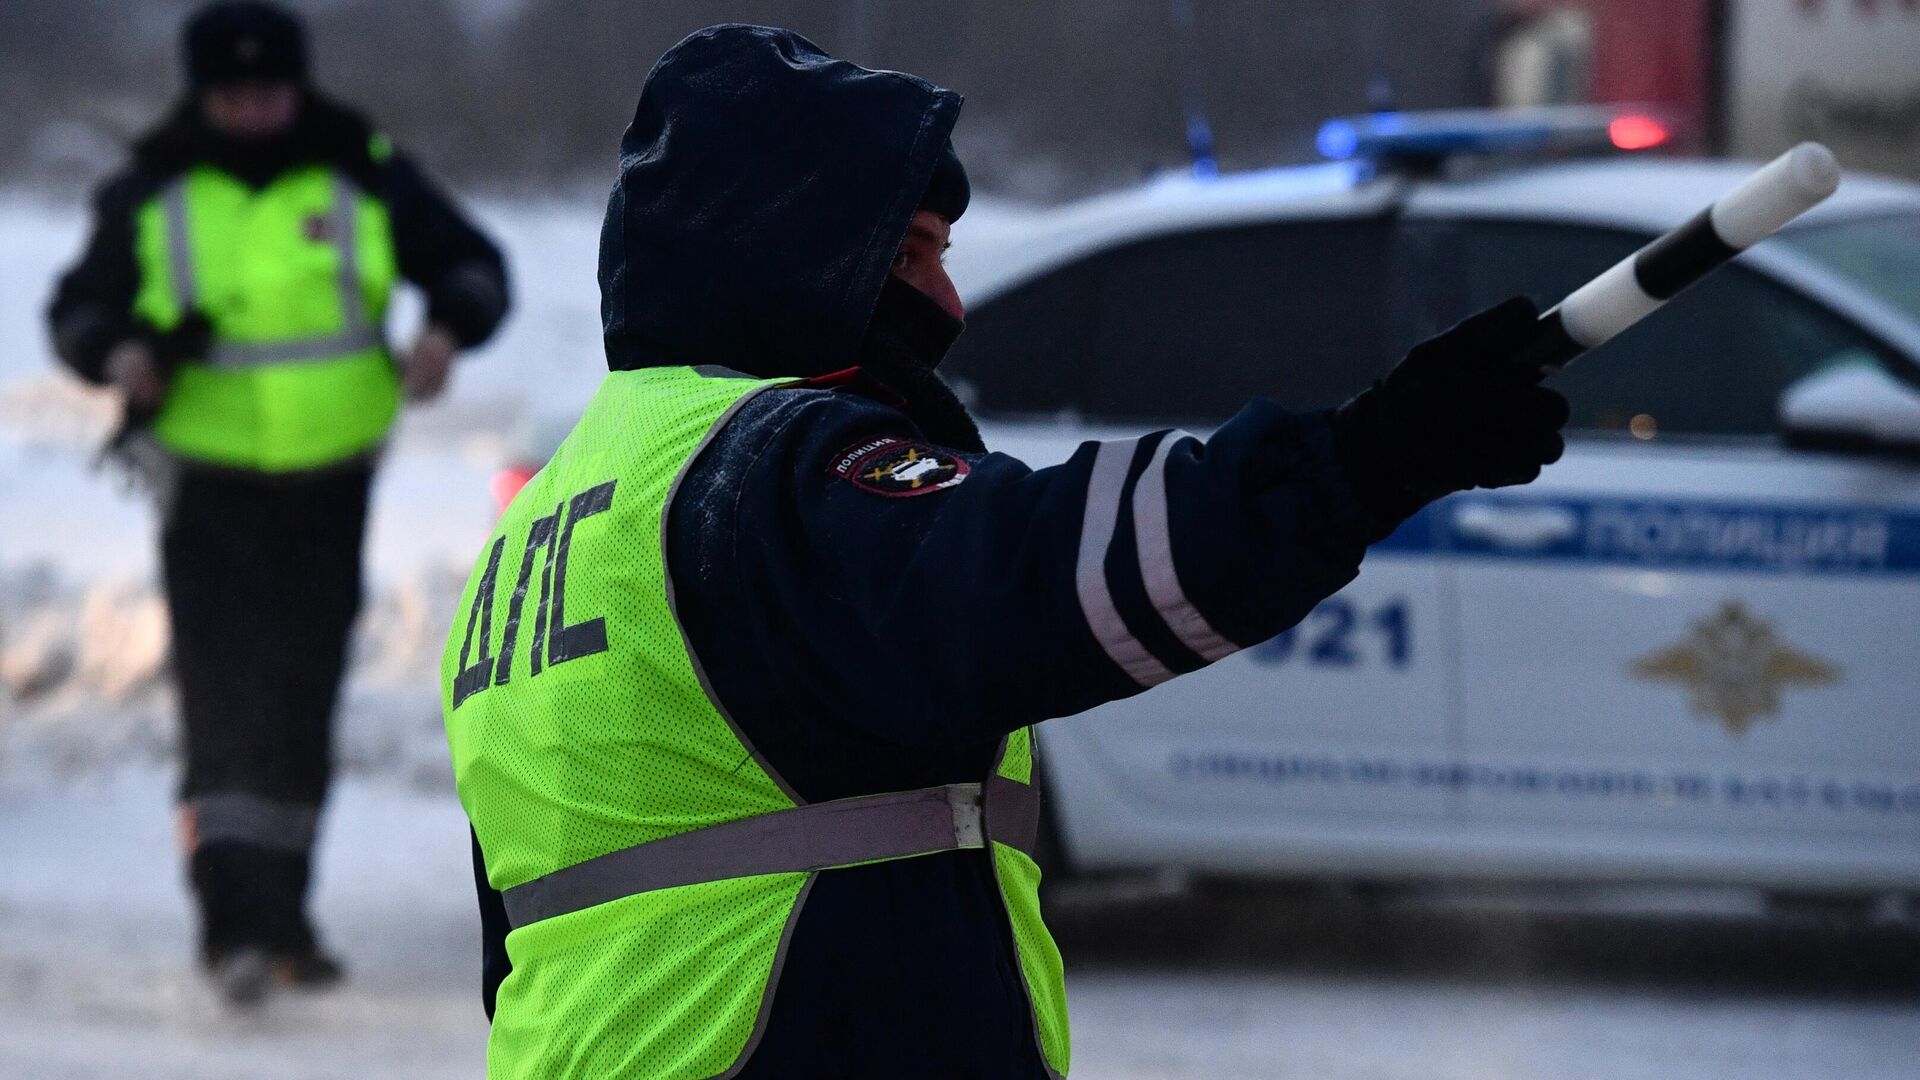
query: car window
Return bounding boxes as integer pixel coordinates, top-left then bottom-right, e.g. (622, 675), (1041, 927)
(1084, 219), (1405, 423)
(1778, 213), (1920, 325)
(948, 218), (1407, 424)
(944, 255), (1100, 418)
(1407, 219), (1893, 439)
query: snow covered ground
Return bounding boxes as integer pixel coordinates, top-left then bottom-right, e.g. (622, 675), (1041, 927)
(3, 194), (1916, 1077)
(2, 767), (1916, 1079)
(0, 769), (487, 1079)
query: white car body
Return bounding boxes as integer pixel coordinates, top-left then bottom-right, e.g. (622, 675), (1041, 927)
(950, 155), (1920, 895)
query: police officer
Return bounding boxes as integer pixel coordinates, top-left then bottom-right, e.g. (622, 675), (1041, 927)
(48, 1), (509, 1004)
(442, 26), (1565, 1079)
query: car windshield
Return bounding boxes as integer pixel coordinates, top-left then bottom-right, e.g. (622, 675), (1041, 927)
(1778, 213), (1920, 323)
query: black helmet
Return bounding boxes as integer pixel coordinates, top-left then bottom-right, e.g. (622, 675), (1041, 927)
(184, 1), (309, 89)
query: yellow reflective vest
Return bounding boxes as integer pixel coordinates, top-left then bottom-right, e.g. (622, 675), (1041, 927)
(444, 366), (1070, 1079)
(132, 155), (401, 472)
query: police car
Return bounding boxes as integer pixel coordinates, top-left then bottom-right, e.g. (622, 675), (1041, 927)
(940, 109), (1920, 905)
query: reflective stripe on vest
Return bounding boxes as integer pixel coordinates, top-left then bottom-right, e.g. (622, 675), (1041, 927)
(161, 180), (197, 309)
(501, 775), (1042, 929)
(159, 174), (386, 368)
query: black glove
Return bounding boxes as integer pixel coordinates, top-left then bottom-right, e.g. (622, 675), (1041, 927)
(122, 311), (213, 417)
(139, 310), (215, 371)
(96, 312), (215, 468)
(1332, 296), (1569, 524)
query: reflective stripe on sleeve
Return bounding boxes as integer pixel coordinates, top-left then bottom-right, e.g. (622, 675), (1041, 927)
(1074, 439), (1176, 687)
(1131, 431), (1239, 662)
(186, 792), (320, 853)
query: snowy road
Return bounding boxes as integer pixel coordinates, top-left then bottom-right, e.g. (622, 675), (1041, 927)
(2, 769), (1915, 1079)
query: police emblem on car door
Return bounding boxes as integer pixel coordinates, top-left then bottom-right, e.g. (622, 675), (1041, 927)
(1631, 599), (1840, 735)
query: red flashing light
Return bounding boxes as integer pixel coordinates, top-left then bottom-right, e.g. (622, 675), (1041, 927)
(1608, 114), (1670, 151)
(490, 465), (536, 511)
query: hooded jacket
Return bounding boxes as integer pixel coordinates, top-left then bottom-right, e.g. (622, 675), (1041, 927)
(598, 24), (961, 379)
(470, 25), (1399, 1078)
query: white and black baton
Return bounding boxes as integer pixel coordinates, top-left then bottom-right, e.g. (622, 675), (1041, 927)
(1516, 142), (1842, 377)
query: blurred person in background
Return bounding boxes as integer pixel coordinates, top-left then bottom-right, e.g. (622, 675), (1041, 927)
(444, 26), (1564, 1078)
(45, 0), (509, 1005)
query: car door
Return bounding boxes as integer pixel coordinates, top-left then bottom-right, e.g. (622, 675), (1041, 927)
(1410, 218), (1920, 887)
(952, 215), (1464, 874)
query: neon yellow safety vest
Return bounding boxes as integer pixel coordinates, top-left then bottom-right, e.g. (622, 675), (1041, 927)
(132, 153), (401, 472)
(442, 366), (1070, 1079)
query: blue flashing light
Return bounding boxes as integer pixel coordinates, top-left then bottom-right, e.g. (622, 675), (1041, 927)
(1151, 160), (1367, 197)
(1316, 119), (1360, 161)
(1314, 106), (1640, 165)
(1366, 110), (1408, 135)
(1185, 114), (1219, 178)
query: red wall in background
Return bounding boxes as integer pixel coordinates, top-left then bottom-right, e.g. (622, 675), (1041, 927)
(1582, 0), (1716, 145)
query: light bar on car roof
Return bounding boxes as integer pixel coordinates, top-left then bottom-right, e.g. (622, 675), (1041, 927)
(1316, 105), (1671, 166)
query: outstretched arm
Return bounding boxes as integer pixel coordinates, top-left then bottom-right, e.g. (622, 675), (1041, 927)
(699, 386), (1389, 752)
(687, 301), (1564, 754)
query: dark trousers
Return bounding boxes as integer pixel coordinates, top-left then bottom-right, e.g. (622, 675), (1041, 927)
(161, 463), (372, 960)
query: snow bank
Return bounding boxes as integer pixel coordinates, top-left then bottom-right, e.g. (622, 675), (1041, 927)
(0, 561), (469, 786)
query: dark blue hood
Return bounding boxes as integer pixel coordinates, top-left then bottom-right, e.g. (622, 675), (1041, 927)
(600, 25), (964, 377)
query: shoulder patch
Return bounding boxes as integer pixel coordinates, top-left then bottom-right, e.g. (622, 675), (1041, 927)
(830, 437), (970, 497)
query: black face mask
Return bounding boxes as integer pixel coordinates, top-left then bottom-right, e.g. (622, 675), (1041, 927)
(192, 95), (311, 188)
(857, 274), (984, 453)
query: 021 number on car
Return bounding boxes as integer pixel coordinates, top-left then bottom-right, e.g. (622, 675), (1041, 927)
(1250, 597), (1410, 669)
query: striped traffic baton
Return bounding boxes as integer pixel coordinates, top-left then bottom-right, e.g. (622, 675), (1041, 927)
(1516, 142), (1842, 378)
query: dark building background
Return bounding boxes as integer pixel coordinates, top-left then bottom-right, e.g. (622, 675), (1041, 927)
(1, 0), (1499, 199)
